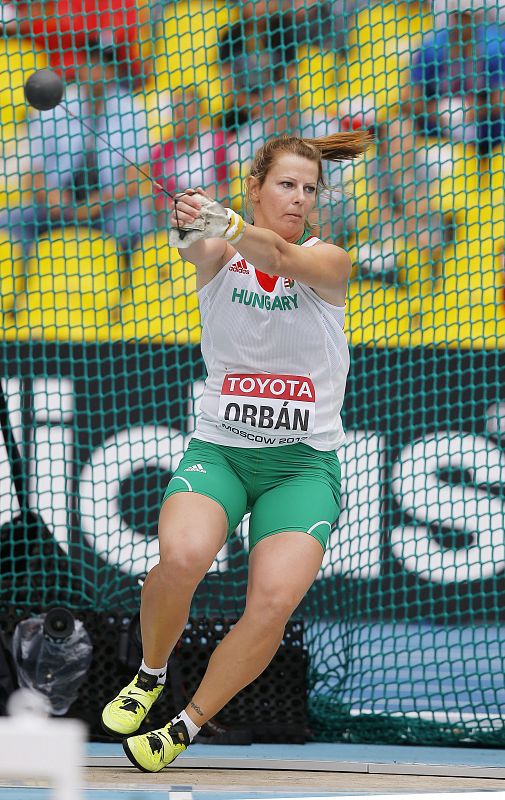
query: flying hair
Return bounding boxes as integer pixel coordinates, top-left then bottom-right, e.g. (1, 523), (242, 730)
(303, 131), (373, 165)
(247, 131), (372, 193)
(244, 131), (372, 227)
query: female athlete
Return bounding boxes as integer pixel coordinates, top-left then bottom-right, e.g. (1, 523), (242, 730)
(102, 131), (370, 772)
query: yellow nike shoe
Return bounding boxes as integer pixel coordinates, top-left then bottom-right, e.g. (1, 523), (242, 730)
(123, 720), (189, 772)
(101, 670), (164, 736)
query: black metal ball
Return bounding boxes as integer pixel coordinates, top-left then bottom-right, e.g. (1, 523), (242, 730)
(24, 69), (64, 111)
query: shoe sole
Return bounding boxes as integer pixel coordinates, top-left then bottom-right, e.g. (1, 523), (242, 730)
(122, 737), (162, 773)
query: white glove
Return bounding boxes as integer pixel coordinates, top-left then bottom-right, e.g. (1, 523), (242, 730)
(169, 197), (247, 249)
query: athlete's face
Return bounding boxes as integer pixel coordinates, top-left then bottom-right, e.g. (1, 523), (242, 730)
(249, 154), (319, 242)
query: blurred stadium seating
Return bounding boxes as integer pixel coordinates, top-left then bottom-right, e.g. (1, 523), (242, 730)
(116, 230), (201, 343)
(0, 39), (47, 142)
(421, 195), (505, 348)
(14, 229), (123, 341)
(0, 236), (24, 336)
(0, 0), (503, 348)
(151, 0), (238, 119)
(0, 40), (47, 209)
(335, 1), (433, 119)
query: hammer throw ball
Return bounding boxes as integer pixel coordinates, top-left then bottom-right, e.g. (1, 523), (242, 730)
(24, 69), (64, 111)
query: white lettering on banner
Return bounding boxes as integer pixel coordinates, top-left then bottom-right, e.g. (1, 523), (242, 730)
(218, 373), (316, 442)
(234, 512), (251, 552)
(486, 402), (505, 441)
(186, 380), (205, 435)
(3, 373), (505, 587)
(320, 431), (384, 580)
(390, 432), (505, 583)
(31, 427), (73, 553)
(80, 426), (183, 574)
(0, 378), (22, 528)
(33, 377), (74, 423)
(30, 378), (74, 554)
(78, 425), (228, 576)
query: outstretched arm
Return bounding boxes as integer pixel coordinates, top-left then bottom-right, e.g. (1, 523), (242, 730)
(172, 189), (351, 295)
(234, 225), (351, 292)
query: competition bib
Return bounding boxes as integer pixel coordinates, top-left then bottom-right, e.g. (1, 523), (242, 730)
(218, 373), (316, 445)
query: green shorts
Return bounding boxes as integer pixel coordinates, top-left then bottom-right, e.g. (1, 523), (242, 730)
(162, 438), (341, 551)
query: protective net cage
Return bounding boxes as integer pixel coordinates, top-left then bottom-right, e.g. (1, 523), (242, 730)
(1, 0), (505, 746)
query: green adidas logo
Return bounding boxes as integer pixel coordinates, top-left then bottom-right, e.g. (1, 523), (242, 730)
(231, 288), (298, 311)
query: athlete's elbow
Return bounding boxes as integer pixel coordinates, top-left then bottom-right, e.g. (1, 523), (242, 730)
(263, 246), (283, 276)
(339, 252), (353, 281)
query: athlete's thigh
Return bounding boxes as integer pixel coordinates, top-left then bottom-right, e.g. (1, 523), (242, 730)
(248, 476), (340, 552)
(246, 530), (324, 611)
(157, 493), (229, 572)
(161, 439), (248, 546)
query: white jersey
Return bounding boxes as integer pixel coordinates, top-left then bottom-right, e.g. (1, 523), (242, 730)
(193, 236), (350, 451)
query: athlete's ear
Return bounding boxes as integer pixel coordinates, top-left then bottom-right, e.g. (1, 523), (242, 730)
(246, 175), (260, 204)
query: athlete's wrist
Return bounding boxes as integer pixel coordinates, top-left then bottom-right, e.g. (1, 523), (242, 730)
(223, 208), (247, 244)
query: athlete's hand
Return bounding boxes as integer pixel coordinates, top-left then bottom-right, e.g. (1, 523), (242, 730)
(168, 188), (216, 248)
(168, 187), (208, 230)
(168, 187), (246, 248)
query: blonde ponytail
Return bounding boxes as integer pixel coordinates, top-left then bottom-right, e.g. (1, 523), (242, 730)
(302, 130), (373, 163)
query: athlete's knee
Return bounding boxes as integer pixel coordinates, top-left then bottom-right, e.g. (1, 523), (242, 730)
(158, 535), (213, 587)
(156, 495), (226, 586)
(245, 587), (299, 629)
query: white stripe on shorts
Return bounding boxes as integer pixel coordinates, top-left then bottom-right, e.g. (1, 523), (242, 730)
(307, 520), (332, 535)
(170, 476), (193, 492)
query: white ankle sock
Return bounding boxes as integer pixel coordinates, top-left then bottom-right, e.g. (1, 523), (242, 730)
(140, 659), (167, 686)
(171, 709), (201, 742)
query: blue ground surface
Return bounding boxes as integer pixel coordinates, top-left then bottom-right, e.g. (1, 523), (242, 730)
(87, 741), (505, 767)
(3, 740), (505, 800)
(0, 794), (339, 799)
(307, 622), (505, 720)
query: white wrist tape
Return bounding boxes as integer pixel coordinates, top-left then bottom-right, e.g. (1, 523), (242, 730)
(223, 208), (247, 244)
